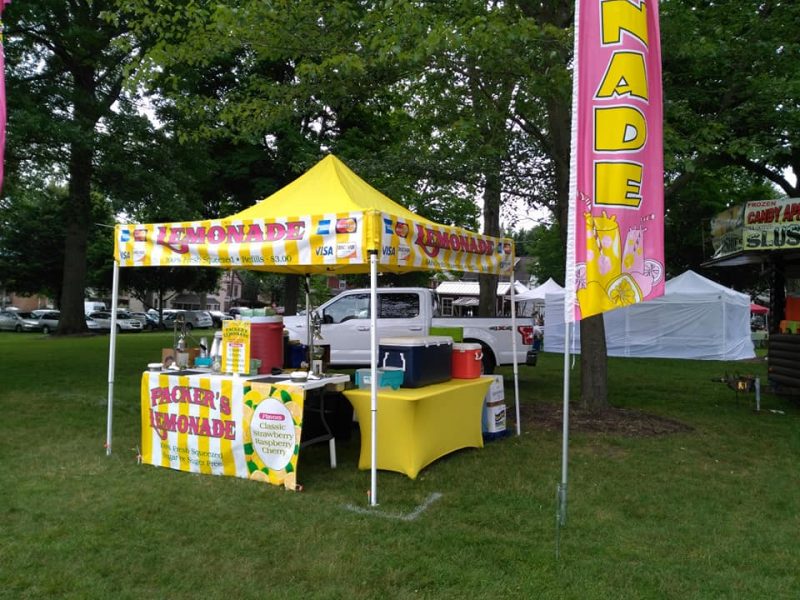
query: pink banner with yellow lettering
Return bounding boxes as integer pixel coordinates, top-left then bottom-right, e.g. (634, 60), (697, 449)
(565, 0), (665, 322)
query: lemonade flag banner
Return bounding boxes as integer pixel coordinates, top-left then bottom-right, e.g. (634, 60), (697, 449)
(0, 1), (11, 192)
(565, 0), (665, 323)
(142, 372), (305, 490)
(559, 0), (665, 536)
(108, 155), (517, 505)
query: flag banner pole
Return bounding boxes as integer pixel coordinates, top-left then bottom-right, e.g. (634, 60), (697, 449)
(369, 251), (379, 506)
(106, 260), (120, 456)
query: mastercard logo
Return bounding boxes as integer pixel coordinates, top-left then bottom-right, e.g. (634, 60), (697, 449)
(134, 229), (148, 242)
(336, 218), (358, 234)
(394, 222), (409, 238)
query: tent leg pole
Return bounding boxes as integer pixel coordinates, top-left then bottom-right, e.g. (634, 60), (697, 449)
(369, 251), (378, 506)
(305, 275), (313, 367)
(510, 270), (521, 436)
(106, 260), (120, 456)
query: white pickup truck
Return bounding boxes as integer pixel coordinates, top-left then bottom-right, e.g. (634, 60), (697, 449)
(283, 287), (537, 373)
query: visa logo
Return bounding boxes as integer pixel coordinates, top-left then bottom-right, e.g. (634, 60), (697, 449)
(382, 246), (396, 256)
(315, 246), (333, 256)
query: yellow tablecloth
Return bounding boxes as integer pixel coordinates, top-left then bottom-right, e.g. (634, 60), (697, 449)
(344, 377), (493, 479)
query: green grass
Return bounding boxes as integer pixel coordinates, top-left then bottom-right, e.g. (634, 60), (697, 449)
(1, 332), (799, 598)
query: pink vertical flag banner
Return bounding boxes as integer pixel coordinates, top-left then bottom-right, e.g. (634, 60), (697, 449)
(565, 0), (665, 322)
(0, 1), (10, 192)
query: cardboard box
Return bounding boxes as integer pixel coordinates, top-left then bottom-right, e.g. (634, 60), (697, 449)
(161, 347), (201, 369)
(486, 374), (504, 402)
(482, 401), (507, 433)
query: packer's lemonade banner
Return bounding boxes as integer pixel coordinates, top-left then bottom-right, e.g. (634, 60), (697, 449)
(115, 212), (513, 276)
(566, 0), (665, 322)
(141, 372), (304, 490)
(378, 213), (514, 275)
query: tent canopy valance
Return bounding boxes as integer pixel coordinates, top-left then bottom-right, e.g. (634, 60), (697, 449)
(114, 155), (513, 277)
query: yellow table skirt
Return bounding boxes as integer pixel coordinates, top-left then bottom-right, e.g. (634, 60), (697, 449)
(343, 377), (493, 479)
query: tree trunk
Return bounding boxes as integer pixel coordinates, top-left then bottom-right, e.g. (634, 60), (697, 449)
(479, 162), (502, 317)
(771, 256), (785, 333)
(545, 59), (611, 411)
(57, 60), (101, 335)
(579, 314), (609, 410)
(58, 137), (94, 334)
(283, 274), (300, 316)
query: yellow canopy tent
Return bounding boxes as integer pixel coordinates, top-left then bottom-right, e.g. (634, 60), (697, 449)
(107, 155), (518, 504)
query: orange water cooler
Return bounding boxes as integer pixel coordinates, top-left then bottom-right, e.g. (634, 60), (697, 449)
(451, 342), (483, 379)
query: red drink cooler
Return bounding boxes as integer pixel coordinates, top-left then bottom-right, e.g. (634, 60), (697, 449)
(452, 342), (483, 378)
(248, 316), (284, 374)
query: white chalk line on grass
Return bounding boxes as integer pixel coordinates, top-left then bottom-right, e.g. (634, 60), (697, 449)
(343, 492), (443, 521)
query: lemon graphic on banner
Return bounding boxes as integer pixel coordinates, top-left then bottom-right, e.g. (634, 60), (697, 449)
(243, 384), (303, 489)
(607, 273), (642, 307)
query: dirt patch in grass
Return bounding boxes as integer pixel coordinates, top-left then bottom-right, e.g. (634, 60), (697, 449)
(519, 402), (693, 437)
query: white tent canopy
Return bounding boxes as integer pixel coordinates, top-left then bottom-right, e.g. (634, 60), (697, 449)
(435, 280), (529, 296)
(543, 270), (755, 360)
(515, 277), (564, 302)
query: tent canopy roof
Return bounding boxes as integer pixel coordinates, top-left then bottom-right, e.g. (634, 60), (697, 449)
(436, 280), (528, 297)
(231, 155), (434, 226)
(664, 270), (749, 305)
(115, 155), (513, 277)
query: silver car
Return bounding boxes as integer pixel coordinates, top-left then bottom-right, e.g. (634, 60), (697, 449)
(31, 309), (61, 334)
(163, 309), (213, 330)
(0, 311), (43, 332)
(87, 311), (144, 332)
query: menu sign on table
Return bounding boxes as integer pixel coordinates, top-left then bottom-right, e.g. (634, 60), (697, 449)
(221, 320), (251, 374)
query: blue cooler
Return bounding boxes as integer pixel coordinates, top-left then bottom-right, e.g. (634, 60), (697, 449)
(379, 336), (453, 388)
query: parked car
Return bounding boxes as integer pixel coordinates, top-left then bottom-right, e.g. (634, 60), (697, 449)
(129, 311), (164, 331)
(31, 309), (61, 334)
(84, 300), (107, 314)
(85, 315), (103, 331)
(209, 310), (233, 328)
(86, 310), (144, 332)
(0, 310), (43, 332)
(162, 309), (213, 330)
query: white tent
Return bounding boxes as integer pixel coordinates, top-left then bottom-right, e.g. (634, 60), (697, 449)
(514, 278), (563, 318)
(543, 270), (755, 360)
(515, 278), (564, 301)
(435, 280), (529, 296)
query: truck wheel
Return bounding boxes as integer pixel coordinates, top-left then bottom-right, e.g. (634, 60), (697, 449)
(480, 344), (496, 374)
